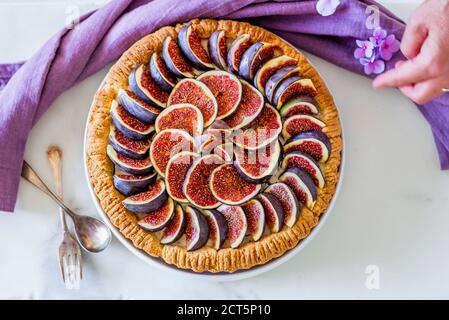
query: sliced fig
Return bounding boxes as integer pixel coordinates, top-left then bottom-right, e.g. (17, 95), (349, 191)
(113, 172), (157, 196)
(234, 140), (280, 183)
(214, 143), (233, 162)
(122, 179), (168, 213)
(273, 76), (317, 109)
(222, 79), (264, 130)
(254, 55), (297, 94)
(281, 151), (325, 188)
(217, 205), (248, 249)
(155, 103), (203, 137)
(109, 125), (150, 160)
(283, 130), (331, 163)
(227, 34), (252, 74)
(279, 95), (319, 118)
(165, 151), (199, 203)
(198, 133), (222, 155)
(197, 70), (242, 119)
(167, 78), (218, 127)
(203, 209), (228, 250)
(241, 199), (265, 241)
(161, 204), (186, 244)
(150, 129), (196, 177)
(183, 154), (224, 209)
(110, 100), (155, 140)
(149, 53), (178, 92)
(239, 42), (282, 80)
(265, 66), (301, 103)
(185, 206), (210, 251)
(128, 64), (168, 108)
(208, 30), (228, 69)
(118, 89), (160, 124)
(282, 114), (326, 140)
(107, 145), (153, 175)
(265, 182), (301, 228)
(178, 23), (214, 70)
(162, 36), (196, 78)
(231, 104), (282, 150)
(138, 198), (175, 231)
(257, 192), (284, 233)
(210, 164), (261, 205)
(279, 167), (317, 209)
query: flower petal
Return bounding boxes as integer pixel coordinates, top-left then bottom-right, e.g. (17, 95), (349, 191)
(372, 60), (385, 74)
(316, 0), (340, 17)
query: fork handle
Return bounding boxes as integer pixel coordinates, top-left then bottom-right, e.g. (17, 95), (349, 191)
(47, 146), (68, 231)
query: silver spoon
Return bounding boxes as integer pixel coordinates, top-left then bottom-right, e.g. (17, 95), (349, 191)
(21, 160), (112, 253)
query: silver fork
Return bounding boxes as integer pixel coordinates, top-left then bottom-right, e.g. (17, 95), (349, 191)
(47, 145), (82, 290)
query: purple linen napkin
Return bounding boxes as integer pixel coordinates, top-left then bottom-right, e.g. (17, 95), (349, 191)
(0, 0), (447, 212)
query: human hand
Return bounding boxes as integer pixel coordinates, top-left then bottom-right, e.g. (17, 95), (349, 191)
(373, 0), (449, 104)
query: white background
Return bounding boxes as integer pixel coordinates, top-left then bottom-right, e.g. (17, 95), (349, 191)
(2, 0), (448, 300)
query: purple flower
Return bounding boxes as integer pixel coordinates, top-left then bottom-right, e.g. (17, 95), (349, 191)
(360, 57), (385, 75)
(379, 34), (400, 60)
(316, 0), (340, 17)
(354, 40), (375, 59)
(369, 28), (387, 45)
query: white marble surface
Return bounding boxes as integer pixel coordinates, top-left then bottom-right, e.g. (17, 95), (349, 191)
(3, 0), (448, 299)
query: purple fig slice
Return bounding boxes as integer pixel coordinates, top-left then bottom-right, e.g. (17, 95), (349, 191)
(210, 164), (261, 205)
(183, 154), (224, 209)
(279, 167), (317, 209)
(109, 125), (150, 160)
(203, 209), (228, 250)
(254, 55), (297, 94)
(178, 23), (214, 70)
(279, 95), (319, 118)
(138, 198), (175, 231)
(118, 89), (161, 124)
(265, 66), (301, 103)
(272, 76), (317, 109)
(282, 114), (326, 140)
(161, 204), (186, 244)
(129, 64), (168, 108)
(208, 30), (228, 69)
(214, 143), (233, 162)
(155, 103), (203, 137)
(283, 130), (331, 163)
(239, 42), (282, 80)
(265, 182), (301, 228)
(165, 151), (199, 203)
(227, 34), (252, 74)
(217, 205), (248, 248)
(107, 145), (153, 175)
(185, 206), (210, 251)
(197, 70), (242, 119)
(149, 53), (178, 92)
(110, 101), (155, 140)
(167, 78), (218, 127)
(149, 129), (196, 177)
(122, 179), (168, 213)
(257, 192), (284, 233)
(241, 199), (265, 241)
(113, 172), (157, 196)
(281, 151), (325, 188)
(162, 36), (196, 78)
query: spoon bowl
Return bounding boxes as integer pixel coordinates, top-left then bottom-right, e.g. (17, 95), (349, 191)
(73, 215), (112, 253)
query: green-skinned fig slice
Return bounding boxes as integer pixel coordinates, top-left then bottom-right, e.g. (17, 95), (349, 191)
(281, 151), (325, 188)
(265, 182), (301, 228)
(265, 66), (301, 103)
(110, 101), (155, 140)
(208, 30), (228, 70)
(210, 164), (261, 205)
(129, 64), (168, 108)
(227, 34), (252, 74)
(234, 140), (281, 183)
(283, 130), (331, 163)
(232, 104), (282, 150)
(162, 36), (196, 78)
(138, 198), (175, 232)
(197, 70), (242, 119)
(257, 192), (284, 233)
(222, 79), (264, 130)
(217, 205), (248, 249)
(214, 143), (233, 162)
(118, 89), (161, 124)
(239, 42), (282, 80)
(178, 23), (214, 70)
(273, 76), (317, 109)
(165, 151), (199, 203)
(149, 53), (178, 92)
(203, 209), (228, 250)
(279, 95), (319, 118)
(282, 114), (326, 140)
(107, 145), (153, 175)
(254, 55), (297, 94)
(185, 206), (210, 251)
(155, 103), (203, 137)
(109, 125), (150, 160)
(122, 179), (168, 213)
(279, 167), (317, 209)
(113, 172), (157, 197)
(241, 199), (265, 241)
(161, 204), (186, 244)
(167, 78), (218, 127)
(150, 129), (196, 177)
(183, 154), (224, 209)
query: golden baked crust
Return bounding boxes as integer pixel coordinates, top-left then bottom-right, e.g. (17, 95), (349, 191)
(86, 19), (343, 273)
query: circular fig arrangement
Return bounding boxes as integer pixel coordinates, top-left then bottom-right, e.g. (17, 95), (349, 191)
(106, 22), (333, 253)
